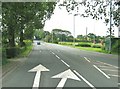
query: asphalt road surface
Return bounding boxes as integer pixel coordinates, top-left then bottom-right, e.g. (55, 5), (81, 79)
(2, 41), (119, 89)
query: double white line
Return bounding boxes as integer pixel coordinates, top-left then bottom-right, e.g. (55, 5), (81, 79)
(84, 57), (110, 79)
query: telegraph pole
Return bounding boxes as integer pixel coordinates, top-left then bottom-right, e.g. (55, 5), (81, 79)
(109, 0), (112, 54)
(73, 14), (75, 46)
(86, 27), (88, 41)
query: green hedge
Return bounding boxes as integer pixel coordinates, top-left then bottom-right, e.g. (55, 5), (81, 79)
(91, 44), (102, 48)
(6, 40), (33, 58)
(59, 42), (73, 45)
(2, 48), (7, 65)
(75, 43), (91, 47)
(112, 40), (120, 53)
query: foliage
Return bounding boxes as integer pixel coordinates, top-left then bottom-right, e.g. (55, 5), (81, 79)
(111, 39), (120, 53)
(52, 29), (71, 42)
(91, 44), (102, 48)
(76, 43), (91, 47)
(58, 0), (120, 37)
(2, 2), (56, 47)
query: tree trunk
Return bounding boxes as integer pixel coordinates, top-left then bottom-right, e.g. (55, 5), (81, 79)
(8, 26), (15, 47)
(20, 30), (24, 47)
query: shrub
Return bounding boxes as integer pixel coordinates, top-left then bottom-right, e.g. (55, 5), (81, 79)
(23, 40), (32, 46)
(76, 43), (91, 47)
(91, 44), (102, 48)
(112, 40), (120, 53)
(6, 47), (20, 58)
(59, 42), (72, 45)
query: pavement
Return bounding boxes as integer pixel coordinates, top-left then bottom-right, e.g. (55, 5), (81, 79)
(1, 41), (119, 89)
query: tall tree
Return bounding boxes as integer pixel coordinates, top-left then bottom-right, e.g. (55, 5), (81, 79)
(2, 2), (56, 47)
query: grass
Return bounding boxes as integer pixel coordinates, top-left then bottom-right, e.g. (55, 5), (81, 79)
(19, 44), (33, 57)
(18, 40), (33, 57)
(58, 42), (109, 54)
(75, 46), (108, 53)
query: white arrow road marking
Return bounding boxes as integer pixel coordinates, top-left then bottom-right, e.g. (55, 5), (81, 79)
(73, 70), (96, 89)
(28, 64), (49, 89)
(93, 65), (110, 79)
(52, 69), (81, 89)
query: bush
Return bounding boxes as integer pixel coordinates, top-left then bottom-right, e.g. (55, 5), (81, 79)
(76, 43), (91, 47)
(112, 40), (120, 53)
(6, 47), (20, 58)
(91, 44), (102, 48)
(23, 40), (32, 46)
(59, 42), (73, 45)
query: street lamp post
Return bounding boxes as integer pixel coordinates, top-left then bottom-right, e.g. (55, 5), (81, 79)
(73, 13), (80, 46)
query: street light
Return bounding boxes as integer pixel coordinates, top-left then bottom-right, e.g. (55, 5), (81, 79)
(73, 13), (80, 46)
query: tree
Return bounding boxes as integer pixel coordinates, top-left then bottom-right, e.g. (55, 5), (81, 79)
(2, 2), (56, 47)
(58, 0), (119, 35)
(87, 33), (96, 42)
(52, 29), (71, 42)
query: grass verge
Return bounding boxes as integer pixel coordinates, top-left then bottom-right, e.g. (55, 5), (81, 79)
(19, 44), (33, 57)
(58, 42), (109, 54)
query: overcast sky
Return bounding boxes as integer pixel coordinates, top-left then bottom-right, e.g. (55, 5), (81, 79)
(43, 3), (118, 37)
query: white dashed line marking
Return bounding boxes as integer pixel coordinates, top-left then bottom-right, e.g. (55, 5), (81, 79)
(84, 57), (91, 63)
(93, 65), (110, 79)
(61, 60), (70, 67)
(73, 70), (96, 89)
(52, 52), (55, 55)
(55, 55), (60, 59)
(118, 83), (120, 85)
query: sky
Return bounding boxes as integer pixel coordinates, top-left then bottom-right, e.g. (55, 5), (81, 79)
(43, 3), (118, 37)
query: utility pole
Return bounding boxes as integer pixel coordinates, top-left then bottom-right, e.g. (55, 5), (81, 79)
(52, 32), (53, 43)
(73, 14), (75, 46)
(86, 27), (88, 41)
(109, 0), (112, 54)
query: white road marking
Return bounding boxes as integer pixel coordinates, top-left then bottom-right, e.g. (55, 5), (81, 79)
(101, 69), (118, 72)
(108, 74), (120, 77)
(61, 60), (70, 67)
(84, 57), (91, 63)
(96, 61), (118, 68)
(99, 66), (118, 69)
(57, 50), (60, 52)
(28, 64), (49, 89)
(93, 65), (110, 79)
(52, 69), (81, 88)
(118, 83), (120, 85)
(52, 52), (55, 55)
(55, 55), (60, 59)
(73, 70), (96, 89)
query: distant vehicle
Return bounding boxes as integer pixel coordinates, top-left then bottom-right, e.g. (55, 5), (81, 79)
(37, 42), (40, 45)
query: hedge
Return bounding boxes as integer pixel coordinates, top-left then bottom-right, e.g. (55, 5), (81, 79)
(75, 43), (91, 47)
(91, 44), (102, 48)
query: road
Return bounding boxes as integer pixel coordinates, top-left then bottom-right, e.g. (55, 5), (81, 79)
(2, 41), (119, 89)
